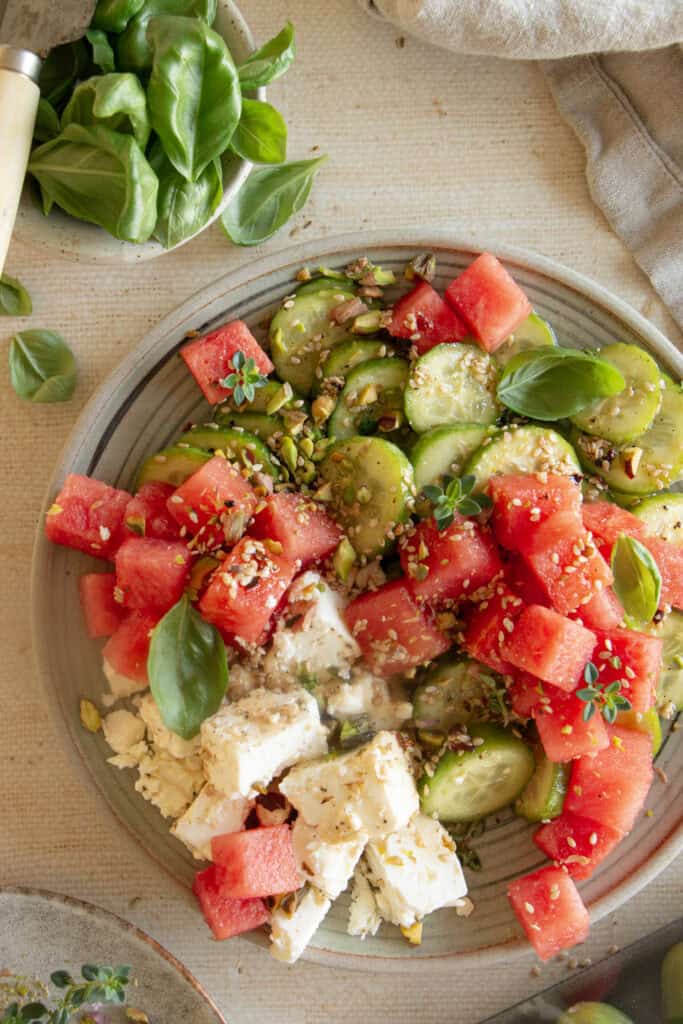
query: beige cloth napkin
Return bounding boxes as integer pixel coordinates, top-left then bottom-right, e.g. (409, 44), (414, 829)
(361, 1), (683, 330)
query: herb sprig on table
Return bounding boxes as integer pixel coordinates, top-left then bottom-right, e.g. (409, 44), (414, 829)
(1, 964), (131, 1023)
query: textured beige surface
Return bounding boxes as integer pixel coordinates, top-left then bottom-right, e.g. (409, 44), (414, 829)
(0, 1), (681, 1021)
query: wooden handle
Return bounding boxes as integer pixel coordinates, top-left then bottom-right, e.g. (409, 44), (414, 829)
(0, 66), (40, 276)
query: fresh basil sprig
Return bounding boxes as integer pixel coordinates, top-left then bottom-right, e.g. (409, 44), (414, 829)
(231, 99), (287, 165)
(118, 0), (218, 74)
(149, 142), (223, 249)
(61, 74), (151, 149)
(148, 593), (228, 740)
(422, 474), (492, 531)
(0, 275), (32, 316)
(1, 964), (131, 1023)
(33, 100), (60, 144)
(85, 29), (117, 73)
(497, 348), (625, 421)
(577, 662), (632, 724)
(611, 534), (662, 626)
(220, 349), (268, 406)
(222, 156), (327, 247)
(9, 330), (77, 403)
(92, 0), (146, 34)
(237, 22), (296, 91)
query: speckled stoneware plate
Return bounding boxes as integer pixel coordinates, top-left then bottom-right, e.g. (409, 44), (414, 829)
(0, 887), (225, 1022)
(31, 231), (683, 972)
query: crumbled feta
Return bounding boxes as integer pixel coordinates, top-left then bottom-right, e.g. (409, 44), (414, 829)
(325, 671), (412, 730)
(291, 819), (365, 900)
(136, 694), (200, 759)
(363, 813), (468, 928)
(171, 784), (251, 861)
(280, 731), (419, 842)
(102, 658), (148, 700)
(102, 709), (146, 755)
(107, 741), (148, 771)
(135, 749), (204, 819)
(201, 687), (328, 798)
(347, 865), (382, 939)
(269, 886), (331, 964)
(228, 662), (260, 701)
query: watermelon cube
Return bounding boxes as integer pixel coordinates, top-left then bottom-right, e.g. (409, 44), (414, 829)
(124, 482), (181, 541)
(525, 510), (613, 615)
(193, 864), (269, 940)
(389, 279), (468, 353)
(502, 605), (596, 691)
(250, 492), (342, 569)
(489, 474), (581, 552)
(565, 725), (654, 834)
(505, 553), (549, 607)
(400, 516), (502, 607)
(211, 825), (301, 898)
(462, 588), (524, 674)
(115, 538), (190, 612)
(344, 578), (450, 677)
(507, 673), (561, 719)
(571, 587), (623, 631)
(180, 320), (274, 405)
(167, 455), (257, 552)
(534, 811), (623, 881)
(445, 253), (532, 353)
(590, 628), (662, 713)
(102, 611), (159, 685)
(508, 866), (590, 961)
(581, 502), (647, 555)
(45, 473), (131, 559)
(79, 572), (124, 638)
(644, 537), (683, 609)
(534, 690), (609, 762)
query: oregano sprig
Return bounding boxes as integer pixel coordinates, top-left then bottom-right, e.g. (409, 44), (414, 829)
(422, 474), (492, 531)
(220, 349), (268, 406)
(1, 964), (131, 1023)
(577, 661), (632, 724)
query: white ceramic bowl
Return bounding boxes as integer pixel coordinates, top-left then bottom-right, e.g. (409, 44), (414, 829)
(13, 0), (259, 264)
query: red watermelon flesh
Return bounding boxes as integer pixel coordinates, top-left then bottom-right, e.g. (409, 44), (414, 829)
(193, 864), (269, 940)
(502, 604), (596, 691)
(571, 587), (623, 630)
(581, 502), (647, 554)
(462, 588), (524, 674)
(211, 825), (301, 899)
(250, 492), (342, 569)
(644, 537), (683, 609)
(125, 482), (180, 541)
(115, 537), (191, 612)
(102, 611), (158, 684)
(400, 516), (502, 607)
(534, 689), (610, 762)
(389, 280), (469, 353)
(167, 456), (257, 552)
(590, 628), (662, 713)
(504, 553), (549, 606)
(489, 473), (581, 552)
(526, 510), (613, 615)
(444, 252), (532, 353)
(180, 320), (274, 405)
(45, 474), (131, 559)
(79, 572), (123, 638)
(508, 866), (590, 961)
(534, 811), (623, 881)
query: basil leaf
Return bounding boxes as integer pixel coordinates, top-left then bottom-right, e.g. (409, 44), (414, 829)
(85, 29), (117, 74)
(148, 593), (228, 739)
(118, 0), (218, 74)
(9, 330), (77, 403)
(39, 40), (91, 109)
(231, 99), (287, 164)
(611, 534), (662, 626)
(149, 140), (223, 248)
(238, 22), (296, 91)
(29, 124), (159, 244)
(0, 274), (32, 316)
(222, 156), (327, 246)
(34, 98), (60, 143)
(497, 348), (625, 421)
(61, 74), (150, 149)
(92, 0), (146, 33)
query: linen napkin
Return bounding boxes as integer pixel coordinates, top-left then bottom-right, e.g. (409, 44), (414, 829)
(360, 1), (683, 331)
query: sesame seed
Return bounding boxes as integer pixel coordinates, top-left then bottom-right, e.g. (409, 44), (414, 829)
(524, 902), (535, 914)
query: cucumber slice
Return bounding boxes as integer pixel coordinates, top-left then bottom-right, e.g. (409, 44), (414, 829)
(319, 436), (414, 557)
(214, 408), (285, 441)
(404, 343), (500, 433)
(662, 942), (683, 1024)
(514, 747), (568, 822)
(328, 358), (409, 440)
(411, 424), (491, 492)
(571, 343), (662, 444)
(573, 381), (683, 495)
(296, 276), (356, 297)
(494, 312), (557, 369)
(269, 289), (357, 395)
(135, 445), (210, 489)
(615, 708), (662, 755)
(464, 425), (581, 491)
(412, 659), (499, 731)
(557, 1004), (634, 1024)
(317, 339), (393, 389)
(418, 723), (535, 823)
(645, 610), (683, 712)
(633, 492), (683, 546)
(177, 426), (281, 478)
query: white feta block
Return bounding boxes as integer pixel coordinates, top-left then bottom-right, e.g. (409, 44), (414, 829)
(280, 731), (419, 842)
(201, 687), (328, 798)
(347, 865), (382, 939)
(291, 819), (365, 900)
(103, 658), (148, 699)
(363, 813), (468, 927)
(102, 709), (146, 755)
(135, 749), (204, 819)
(269, 886), (331, 964)
(171, 784), (251, 861)
(325, 671), (412, 730)
(136, 693), (200, 759)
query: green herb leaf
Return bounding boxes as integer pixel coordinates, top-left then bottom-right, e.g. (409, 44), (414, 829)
(85, 29), (117, 74)
(237, 22), (296, 91)
(422, 474), (491, 530)
(148, 593), (229, 739)
(34, 99), (60, 143)
(18, 1005), (46, 1022)
(611, 534), (662, 626)
(222, 156), (327, 247)
(81, 965), (98, 981)
(231, 99), (287, 165)
(584, 661), (599, 685)
(147, 15), (241, 182)
(149, 141), (223, 249)
(61, 74), (150, 149)
(0, 274), (32, 316)
(39, 40), (90, 109)
(497, 348), (625, 421)
(117, 0), (217, 74)
(50, 971), (73, 989)
(92, 0), (146, 34)
(9, 330), (77, 403)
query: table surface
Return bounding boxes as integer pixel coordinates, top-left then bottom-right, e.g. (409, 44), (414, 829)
(1, 2), (681, 1021)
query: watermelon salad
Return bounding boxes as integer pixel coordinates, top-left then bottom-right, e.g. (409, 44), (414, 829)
(44, 251), (683, 964)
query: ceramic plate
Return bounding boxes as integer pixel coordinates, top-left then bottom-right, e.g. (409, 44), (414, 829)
(0, 887), (225, 1022)
(31, 232), (683, 971)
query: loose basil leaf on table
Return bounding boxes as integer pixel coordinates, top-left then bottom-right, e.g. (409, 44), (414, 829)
(85, 29), (117, 74)
(237, 21), (296, 91)
(149, 140), (223, 248)
(34, 99), (60, 143)
(117, 0), (218, 74)
(61, 74), (151, 149)
(29, 123), (159, 244)
(222, 155), (327, 246)
(148, 593), (229, 739)
(0, 274), (32, 316)
(147, 15), (241, 182)
(92, 0), (146, 33)
(8, 330), (77, 403)
(497, 347), (625, 421)
(611, 534), (662, 627)
(231, 99), (287, 164)
(39, 40), (91, 109)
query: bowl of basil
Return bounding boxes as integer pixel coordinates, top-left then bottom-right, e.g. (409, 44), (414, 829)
(13, 0), (292, 263)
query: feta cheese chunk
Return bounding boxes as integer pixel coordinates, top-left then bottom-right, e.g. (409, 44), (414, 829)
(102, 709), (146, 755)
(269, 886), (331, 964)
(325, 671), (412, 730)
(103, 658), (147, 699)
(363, 813), (468, 927)
(201, 687), (328, 798)
(136, 693), (200, 759)
(135, 749), (204, 819)
(291, 819), (365, 900)
(171, 784), (251, 861)
(280, 731), (419, 842)
(347, 865), (382, 939)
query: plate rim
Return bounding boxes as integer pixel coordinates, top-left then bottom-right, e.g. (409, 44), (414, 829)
(30, 229), (683, 973)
